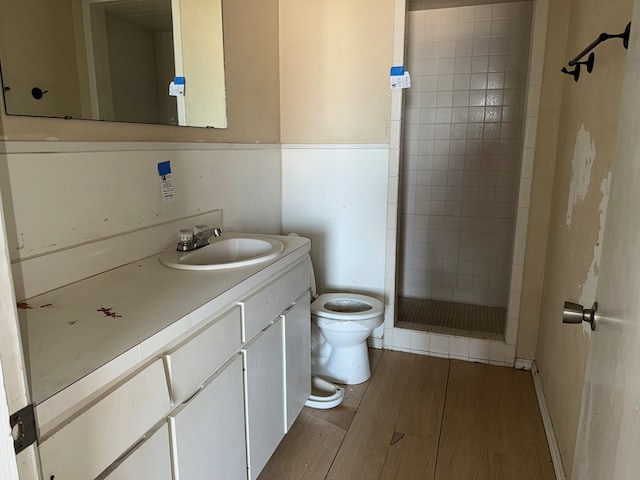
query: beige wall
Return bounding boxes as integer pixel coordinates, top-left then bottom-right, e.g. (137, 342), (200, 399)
(519, 0), (631, 473)
(106, 12), (163, 124)
(0, 0), (81, 118)
(177, 0), (227, 128)
(156, 31), (179, 125)
(0, 0), (280, 143)
(1, 0), (397, 144)
(516, 0), (570, 362)
(279, 0), (394, 144)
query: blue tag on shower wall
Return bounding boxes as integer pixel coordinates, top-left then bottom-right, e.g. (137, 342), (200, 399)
(390, 66), (411, 90)
(169, 77), (186, 97)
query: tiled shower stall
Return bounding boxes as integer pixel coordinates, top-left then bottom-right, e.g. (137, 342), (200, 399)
(398, 2), (533, 327)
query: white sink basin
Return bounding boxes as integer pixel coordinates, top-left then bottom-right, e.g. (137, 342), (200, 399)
(159, 233), (285, 271)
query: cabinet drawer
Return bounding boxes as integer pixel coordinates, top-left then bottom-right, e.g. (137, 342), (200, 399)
(241, 258), (310, 340)
(164, 306), (242, 404)
(39, 359), (171, 480)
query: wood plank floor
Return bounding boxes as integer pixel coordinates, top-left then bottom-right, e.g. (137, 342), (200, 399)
(259, 350), (555, 480)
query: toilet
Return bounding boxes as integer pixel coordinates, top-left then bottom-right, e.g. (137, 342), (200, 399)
(310, 293), (384, 385)
(297, 247), (385, 409)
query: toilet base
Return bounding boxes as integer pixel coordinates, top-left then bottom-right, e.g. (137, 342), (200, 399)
(305, 375), (345, 409)
(312, 341), (372, 385)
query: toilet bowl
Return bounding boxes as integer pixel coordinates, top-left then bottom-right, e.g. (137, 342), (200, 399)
(310, 293), (384, 385)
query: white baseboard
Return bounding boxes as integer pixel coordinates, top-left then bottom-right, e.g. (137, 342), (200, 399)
(367, 337), (383, 349)
(515, 358), (534, 370)
(531, 362), (567, 480)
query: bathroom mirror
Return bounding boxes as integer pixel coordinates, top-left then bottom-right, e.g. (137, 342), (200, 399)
(0, 0), (227, 128)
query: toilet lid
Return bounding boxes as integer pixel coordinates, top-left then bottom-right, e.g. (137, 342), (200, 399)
(311, 293), (384, 321)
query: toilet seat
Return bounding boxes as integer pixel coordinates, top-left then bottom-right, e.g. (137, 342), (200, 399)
(311, 293), (384, 321)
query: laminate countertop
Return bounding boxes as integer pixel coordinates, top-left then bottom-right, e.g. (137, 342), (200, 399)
(17, 234), (310, 429)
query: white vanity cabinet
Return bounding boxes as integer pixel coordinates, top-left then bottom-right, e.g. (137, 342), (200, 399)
(28, 239), (312, 480)
(241, 258), (311, 480)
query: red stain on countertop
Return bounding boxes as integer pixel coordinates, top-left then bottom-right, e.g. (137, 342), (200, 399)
(17, 302), (53, 309)
(97, 306), (122, 318)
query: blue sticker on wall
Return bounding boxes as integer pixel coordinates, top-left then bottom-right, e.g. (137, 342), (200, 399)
(158, 161), (171, 176)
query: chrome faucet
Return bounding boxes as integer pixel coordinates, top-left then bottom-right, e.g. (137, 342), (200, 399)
(176, 226), (223, 251)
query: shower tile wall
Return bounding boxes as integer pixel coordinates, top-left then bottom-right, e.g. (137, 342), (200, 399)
(400, 2), (532, 308)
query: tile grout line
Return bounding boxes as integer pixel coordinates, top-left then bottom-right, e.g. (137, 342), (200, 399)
(432, 359), (452, 480)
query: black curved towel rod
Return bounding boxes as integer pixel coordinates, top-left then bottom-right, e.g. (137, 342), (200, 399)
(568, 22), (630, 66)
(561, 22), (631, 82)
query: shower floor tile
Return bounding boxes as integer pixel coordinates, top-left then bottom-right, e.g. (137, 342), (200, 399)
(397, 296), (505, 339)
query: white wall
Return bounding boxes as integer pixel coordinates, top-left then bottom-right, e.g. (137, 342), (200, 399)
(282, 146), (389, 299)
(0, 356), (19, 480)
(0, 186), (22, 480)
(1, 143), (282, 262)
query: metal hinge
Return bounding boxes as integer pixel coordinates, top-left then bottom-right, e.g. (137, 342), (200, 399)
(10, 404), (37, 454)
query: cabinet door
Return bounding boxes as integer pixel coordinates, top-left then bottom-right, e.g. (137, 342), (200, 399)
(284, 290), (311, 431)
(243, 317), (285, 480)
(102, 423), (172, 480)
(169, 354), (246, 480)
